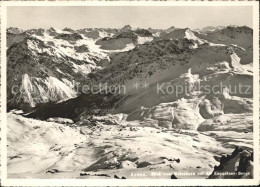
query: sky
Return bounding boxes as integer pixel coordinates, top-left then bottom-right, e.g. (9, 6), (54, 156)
(7, 6), (253, 30)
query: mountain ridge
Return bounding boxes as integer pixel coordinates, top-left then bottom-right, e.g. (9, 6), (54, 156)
(7, 25), (253, 117)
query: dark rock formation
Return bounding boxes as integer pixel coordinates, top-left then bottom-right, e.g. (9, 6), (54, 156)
(209, 147), (253, 179)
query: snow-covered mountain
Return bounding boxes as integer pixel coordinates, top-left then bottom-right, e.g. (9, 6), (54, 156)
(7, 25), (253, 113)
(194, 26), (253, 49)
(6, 25), (254, 179)
(7, 26), (158, 110)
(7, 27), (110, 110)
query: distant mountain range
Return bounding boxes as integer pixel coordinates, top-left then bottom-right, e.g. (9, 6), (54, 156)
(7, 25), (253, 121)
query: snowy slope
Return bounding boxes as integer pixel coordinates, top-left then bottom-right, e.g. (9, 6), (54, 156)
(7, 109), (252, 179)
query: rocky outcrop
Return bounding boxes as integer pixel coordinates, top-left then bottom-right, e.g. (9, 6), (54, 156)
(7, 32), (27, 48)
(134, 29), (153, 37)
(199, 98), (223, 119)
(63, 27), (75, 33)
(54, 33), (83, 41)
(120, 25), (132, 32)
(209, 147), (253, 179)
(7, 27), (24, 34)
(74, 45), (89, 53)
(96, 30), (138, 50)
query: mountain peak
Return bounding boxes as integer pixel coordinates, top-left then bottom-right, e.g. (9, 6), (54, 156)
(121, 25), (132, 31)
(166, 26), (176, 33)
(7, 27), (24, 34)
(48, 27), (56, 31)
(63, 27), (75, 33)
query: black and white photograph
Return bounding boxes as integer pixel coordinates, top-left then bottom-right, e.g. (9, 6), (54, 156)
(0, 1), (259, 186)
